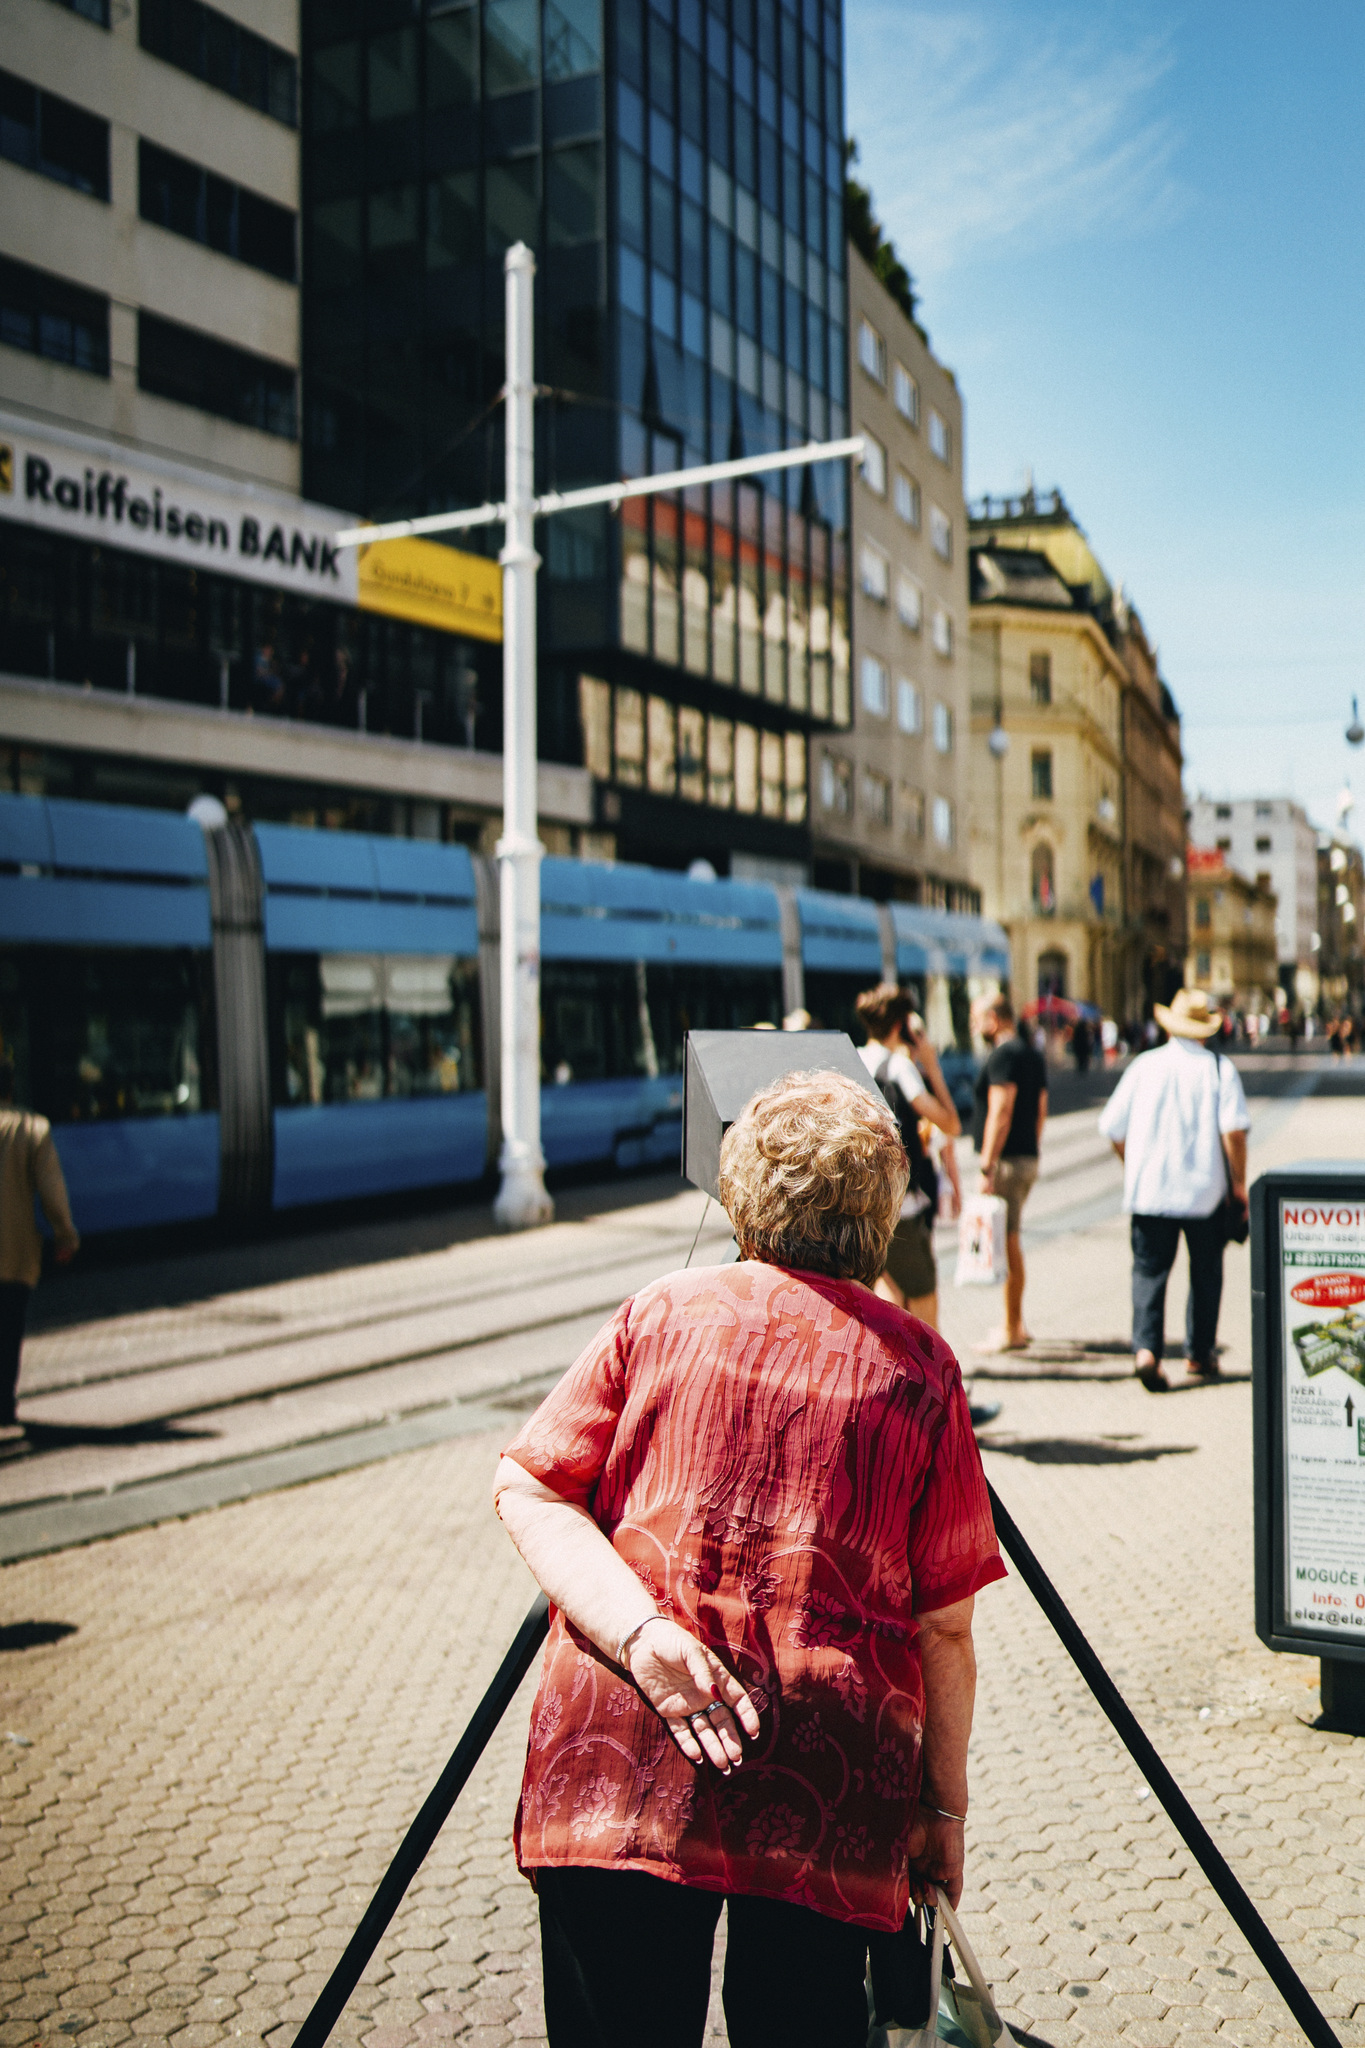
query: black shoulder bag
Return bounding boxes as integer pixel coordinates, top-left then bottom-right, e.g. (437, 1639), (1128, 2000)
(1213, 1051), (1249, 1245)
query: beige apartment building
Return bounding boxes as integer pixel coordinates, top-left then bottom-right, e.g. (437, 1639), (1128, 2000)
(1186, 850), (1277, 1015)
(811, 244), (975, 908)
(967, 522), (1126, 1014)
(967, 490), (1185, 1021)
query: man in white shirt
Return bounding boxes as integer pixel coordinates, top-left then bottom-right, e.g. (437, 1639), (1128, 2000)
(1098, 988), (1251, 1392)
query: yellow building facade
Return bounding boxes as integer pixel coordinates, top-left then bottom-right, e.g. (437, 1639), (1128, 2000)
(968, 544), (1125, 1014)
(1186, 854), (1278, 1014)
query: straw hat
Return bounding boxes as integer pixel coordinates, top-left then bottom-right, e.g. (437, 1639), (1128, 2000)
(1153, 988), (1223, 1039)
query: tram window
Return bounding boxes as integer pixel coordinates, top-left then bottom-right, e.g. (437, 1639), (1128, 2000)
(0, 945), (216, 1123)
(643, 963), (783, 1074)
(802, 970), (874, 1042)
(269, 953), (481, 1105)
(540, 961), (649, 1083)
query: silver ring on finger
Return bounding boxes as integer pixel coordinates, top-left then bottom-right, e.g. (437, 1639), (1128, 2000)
(704, 1701), (726, 1718)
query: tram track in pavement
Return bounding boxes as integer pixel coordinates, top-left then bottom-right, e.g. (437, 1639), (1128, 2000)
(0, 1061), (1343, 1560)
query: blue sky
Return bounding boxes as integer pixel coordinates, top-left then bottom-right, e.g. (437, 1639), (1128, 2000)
(846, 0), (1365, 838)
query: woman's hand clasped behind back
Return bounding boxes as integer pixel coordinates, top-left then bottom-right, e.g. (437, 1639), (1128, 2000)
(625, 1618), (761, 1775)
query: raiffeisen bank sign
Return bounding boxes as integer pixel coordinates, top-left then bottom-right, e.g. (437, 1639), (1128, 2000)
(0, 412), (360, 603)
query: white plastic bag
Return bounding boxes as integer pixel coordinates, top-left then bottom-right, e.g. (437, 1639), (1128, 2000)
(954, 1194), (1008, 1287)
(870, 1891), (1017, 2048)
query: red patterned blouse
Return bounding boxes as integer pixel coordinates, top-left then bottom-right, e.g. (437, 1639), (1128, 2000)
(505, 1260), (1005, 1931)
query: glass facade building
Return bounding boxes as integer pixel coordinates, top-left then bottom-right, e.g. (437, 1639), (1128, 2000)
(300, 0), (850, 870)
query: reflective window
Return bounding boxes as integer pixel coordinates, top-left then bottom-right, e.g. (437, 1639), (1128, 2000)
(429, 9), (479, 105)
(0, 946), (216, 1124)
(544, 0), (601, 79)
(485, 0), (539, 95)
(644, 963), (783, 1072)
(540, 960), (648, 1081)
(270, 954), (482, 1106)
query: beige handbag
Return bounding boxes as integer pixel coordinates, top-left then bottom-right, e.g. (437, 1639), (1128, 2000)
(868, 1890), (1016, 2048)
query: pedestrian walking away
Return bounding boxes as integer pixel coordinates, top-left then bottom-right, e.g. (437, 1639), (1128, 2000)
(969, 994), (1048, 1353)
(0, 1057), (79, 1440)
(855, 982), (961, 1330)
(494, 1070), (1004, 2048)
(1097, 987), (1250, 1392)
(1070, 1015), (1092, 1073)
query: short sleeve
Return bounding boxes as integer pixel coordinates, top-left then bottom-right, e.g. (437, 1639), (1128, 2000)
(1097, 1066), (1135, 1142)
(983, 1045), (1014, 1090)
(890, 1050), (934, 1112)
(908, 1361), (1007, 1614)
(502, 1299), (632, 1508)
(1218, 1058), (1251, 1134)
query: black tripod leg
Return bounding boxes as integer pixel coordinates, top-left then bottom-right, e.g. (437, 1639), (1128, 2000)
(292, 1593), (551, 2048)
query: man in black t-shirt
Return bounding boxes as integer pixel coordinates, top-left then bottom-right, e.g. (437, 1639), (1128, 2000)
(969, 995), (1048, 1351)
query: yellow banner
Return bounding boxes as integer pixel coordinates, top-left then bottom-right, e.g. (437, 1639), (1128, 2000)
(356, 535), (502, 642)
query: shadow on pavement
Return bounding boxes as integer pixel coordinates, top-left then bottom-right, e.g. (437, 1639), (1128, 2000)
(30, 1167), (691, 1337)
(16, 1419), (220, 1452)
(0, 1620), (79, 1651)
(979, 1436), (1197, 1465)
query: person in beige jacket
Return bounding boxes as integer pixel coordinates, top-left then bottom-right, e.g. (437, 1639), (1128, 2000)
(0, 1060), (79, 1440)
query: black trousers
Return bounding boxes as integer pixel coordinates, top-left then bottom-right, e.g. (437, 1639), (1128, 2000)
(1131, 1212), (1224, 1367)
(536, 1866), (870, 2048)
(0, 1282), (30, 1423)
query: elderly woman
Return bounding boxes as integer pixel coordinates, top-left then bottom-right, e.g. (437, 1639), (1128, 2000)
(494, 1070), (1004, 2048)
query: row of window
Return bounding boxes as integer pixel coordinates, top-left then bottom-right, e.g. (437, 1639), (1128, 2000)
(311, 0), (603, 128)
(0, 66), (109, 200)
(140, 0), (298, 128)
(579, 675), (807, 820)
(858, 659), (953, 747)
(858, 545), (954, 636)
(618, 143), (846, 401)
(818, 754), (955, 846)
(859, 437), (952, 557)
(1, 67), (298, 286)
(139, 139), (297, 283)
(856, 317), (952, 465)
(0, 252), (297, 439)
(858, 565), (953, 653)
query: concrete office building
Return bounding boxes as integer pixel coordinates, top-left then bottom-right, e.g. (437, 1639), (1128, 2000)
(299, 0), (855, 879)
(810, 241), (974, 908)
(0, 0), (591, 845)
(1187, 795), (1318, 1006)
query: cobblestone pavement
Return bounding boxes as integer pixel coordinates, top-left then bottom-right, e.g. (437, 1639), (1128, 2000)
(3, 1078), (1365, 2047)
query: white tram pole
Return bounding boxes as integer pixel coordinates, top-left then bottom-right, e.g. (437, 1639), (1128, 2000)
(491, 241), (553, 1229)
(333, 248), (863, 1233)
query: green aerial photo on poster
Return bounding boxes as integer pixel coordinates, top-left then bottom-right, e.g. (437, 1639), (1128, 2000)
(1293, 1310), (1365, 1383)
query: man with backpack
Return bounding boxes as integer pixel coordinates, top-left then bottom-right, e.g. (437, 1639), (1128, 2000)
(1098, 987), (1251, 1391)
(855, 984), (961, 1329)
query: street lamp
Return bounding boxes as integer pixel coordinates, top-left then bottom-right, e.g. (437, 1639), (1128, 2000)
(1348, 697), (1364, 747)
(335, 243), (864, 1229)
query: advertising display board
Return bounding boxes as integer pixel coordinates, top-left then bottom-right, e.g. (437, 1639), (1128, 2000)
(1251, 1163), (1365, 1663)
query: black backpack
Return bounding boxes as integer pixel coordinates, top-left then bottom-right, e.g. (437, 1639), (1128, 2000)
(874, 1053), (938, 1210)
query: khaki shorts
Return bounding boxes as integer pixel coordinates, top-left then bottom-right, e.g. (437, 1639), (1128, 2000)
(884, 1213), (938, 1299)
(993, 1156), (1039, 1236)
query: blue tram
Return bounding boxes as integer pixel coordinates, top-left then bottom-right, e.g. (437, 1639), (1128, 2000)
(0, 792), (1008, 1237)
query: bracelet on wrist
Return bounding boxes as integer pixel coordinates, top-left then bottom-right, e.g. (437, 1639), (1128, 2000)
(919, 1800), (967, 1822)
(616, 1614), (667, 1668)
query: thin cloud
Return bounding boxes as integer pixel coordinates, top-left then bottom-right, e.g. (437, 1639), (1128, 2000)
(847, 4), (1188, 282)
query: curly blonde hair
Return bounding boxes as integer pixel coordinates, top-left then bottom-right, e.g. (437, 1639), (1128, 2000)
(717, 1068), (909, 1287)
